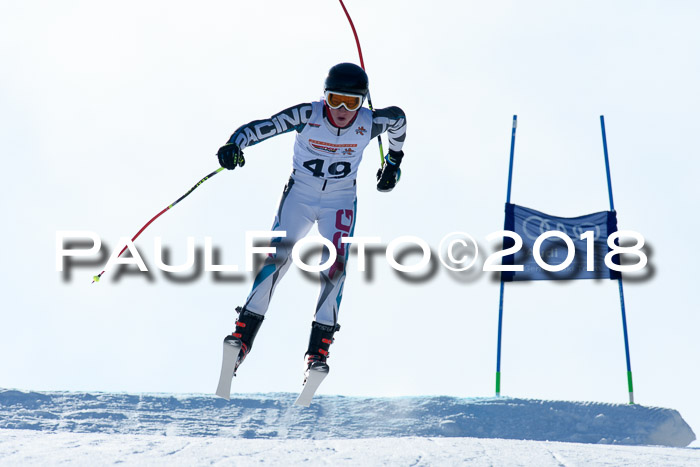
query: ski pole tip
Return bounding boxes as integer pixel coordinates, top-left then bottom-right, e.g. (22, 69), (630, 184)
(92, 274), (101, 284)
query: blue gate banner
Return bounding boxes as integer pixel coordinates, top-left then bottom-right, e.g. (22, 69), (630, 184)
(502, 203), (620, 281)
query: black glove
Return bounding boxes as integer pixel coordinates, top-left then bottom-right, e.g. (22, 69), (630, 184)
(376, 149), (403, 192)
(217, 142), (246, 170)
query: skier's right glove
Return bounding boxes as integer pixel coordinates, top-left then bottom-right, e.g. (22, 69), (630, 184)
(217, 142), (246, 170)
(376, 149), (404, 192)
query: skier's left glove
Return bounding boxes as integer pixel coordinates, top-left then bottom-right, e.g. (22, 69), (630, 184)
(376, 149), (404, 192)
(217, 142), (246, 170)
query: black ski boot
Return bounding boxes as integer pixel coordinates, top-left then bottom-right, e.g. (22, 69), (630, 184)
(225, 306), (264, 374)
(304, 321), (340, 370)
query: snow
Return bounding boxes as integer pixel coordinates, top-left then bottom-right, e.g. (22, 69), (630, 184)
(0, 389), (697, 465)
(3, 431), (700, 466)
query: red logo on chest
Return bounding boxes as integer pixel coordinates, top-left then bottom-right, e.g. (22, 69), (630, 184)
(309, 139), (357, 155)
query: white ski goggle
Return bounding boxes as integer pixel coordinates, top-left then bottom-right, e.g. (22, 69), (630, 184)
(324, 91), (364, 111)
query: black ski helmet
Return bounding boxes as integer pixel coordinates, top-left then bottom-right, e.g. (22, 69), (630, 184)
(324, 63), (369, 97)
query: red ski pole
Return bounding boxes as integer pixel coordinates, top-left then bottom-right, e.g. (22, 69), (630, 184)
(338, 0), (385, 167)
(92, 166), (226, 283)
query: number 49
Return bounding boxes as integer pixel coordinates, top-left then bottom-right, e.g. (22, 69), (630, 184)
(303, 158), (352, 178)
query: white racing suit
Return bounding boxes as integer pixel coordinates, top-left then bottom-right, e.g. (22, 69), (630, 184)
(229, 99), (406, 326)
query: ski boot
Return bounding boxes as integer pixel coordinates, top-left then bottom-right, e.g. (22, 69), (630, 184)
(227, 306), (265, 374)
(294, 321), (340, 406)
(216, 307), (264, 399)
(303, 321), (340, 378)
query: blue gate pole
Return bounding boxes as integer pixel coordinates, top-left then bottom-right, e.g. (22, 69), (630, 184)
(600, 115), (635, 404)
(506, 116), (518, 204)
(495, 280), (506, 396)
(496, 115), (517, 396)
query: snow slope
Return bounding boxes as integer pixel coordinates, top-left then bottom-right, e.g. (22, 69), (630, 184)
(0, 389), (697, 465)
(2, 430), (700, 466)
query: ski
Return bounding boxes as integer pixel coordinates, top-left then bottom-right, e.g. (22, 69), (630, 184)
(294, 361), (330, 407)
(215, 336), (242, 400)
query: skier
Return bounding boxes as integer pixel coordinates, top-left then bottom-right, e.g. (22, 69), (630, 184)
(216, 62), (406, 382)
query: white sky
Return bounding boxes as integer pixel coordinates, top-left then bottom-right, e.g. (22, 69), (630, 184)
(1, 0), (699, 438)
